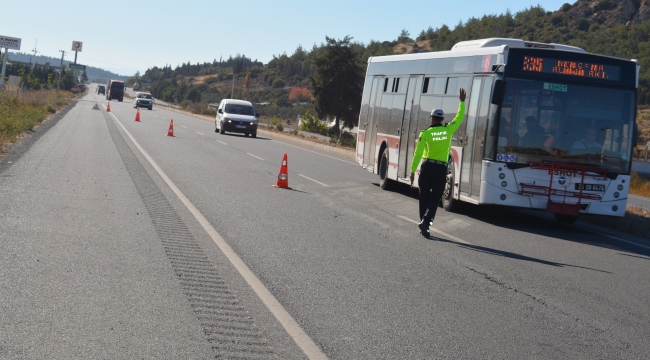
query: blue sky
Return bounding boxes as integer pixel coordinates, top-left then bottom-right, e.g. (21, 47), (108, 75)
(3, 0), (572, 76)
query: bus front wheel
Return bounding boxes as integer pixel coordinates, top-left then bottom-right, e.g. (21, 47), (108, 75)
(442, 161), (459, 212)
(379, 148), (395, 191)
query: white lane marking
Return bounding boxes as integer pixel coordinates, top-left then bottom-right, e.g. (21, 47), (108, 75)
(271, 139), (356, 165)
(247, 153), (264, 161)
(197, 132), (204, 135)
(181, 125), (187, 128)
(397, 215), (472, 245)
(216, 140), (228, 145)
(297, 174), (330, 187)
(107, 108), (328, 360)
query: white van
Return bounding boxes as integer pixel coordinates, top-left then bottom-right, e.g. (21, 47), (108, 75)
(215, 99), (259, 138)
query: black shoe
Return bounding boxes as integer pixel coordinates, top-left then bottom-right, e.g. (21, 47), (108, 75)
(418, 219), (430, 238)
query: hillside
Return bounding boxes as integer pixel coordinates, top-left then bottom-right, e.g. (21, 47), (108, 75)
(128, 0), (650, 124)
(7, 51), (129, 82)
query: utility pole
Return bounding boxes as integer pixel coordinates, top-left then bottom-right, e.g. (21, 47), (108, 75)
(57, 50), (65, 89)
(231, 74), (235, 99)
(0, 47), (6, 88)
(32, 39), (37, 67)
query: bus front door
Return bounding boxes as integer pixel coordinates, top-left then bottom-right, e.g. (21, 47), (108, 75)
(398, 76), (423, 179)
(460, 76), (493, 199)
(363, 77), (382, 170)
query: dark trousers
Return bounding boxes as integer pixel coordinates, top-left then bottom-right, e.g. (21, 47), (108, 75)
(418, 161), (448, 221)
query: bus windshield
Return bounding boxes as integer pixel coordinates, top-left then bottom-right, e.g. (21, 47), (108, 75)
(496, 78), (635, 174)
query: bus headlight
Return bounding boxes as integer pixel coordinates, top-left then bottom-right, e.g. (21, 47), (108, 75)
(614, 192), (620, 198)
(617, 184), (624, 191)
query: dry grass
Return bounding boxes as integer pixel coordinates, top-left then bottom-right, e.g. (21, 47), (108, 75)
(0, 87), (74, 154)
(629, 172), (650, 197)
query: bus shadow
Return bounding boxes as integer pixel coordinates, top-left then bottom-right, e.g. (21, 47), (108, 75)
(448, 204), (650, 257)
(428, 236), (611, 273)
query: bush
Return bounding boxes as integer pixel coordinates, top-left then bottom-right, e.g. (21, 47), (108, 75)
(339, 132), (356, 148)
(299, 110), (328, 136)
(272, 78), (285, 88)
(276, 124), (284, 132)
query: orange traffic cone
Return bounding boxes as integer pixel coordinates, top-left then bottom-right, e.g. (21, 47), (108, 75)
(106, 101), (111, 112)
(272, 153), (290, 189)
(167, 119), (175, 137)
(135, 108), (141, 122)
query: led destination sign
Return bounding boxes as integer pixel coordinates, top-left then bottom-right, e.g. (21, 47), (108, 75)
(522, 56), (621, 81)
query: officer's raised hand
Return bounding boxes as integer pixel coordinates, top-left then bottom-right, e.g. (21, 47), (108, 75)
(459, 88), (466, 102)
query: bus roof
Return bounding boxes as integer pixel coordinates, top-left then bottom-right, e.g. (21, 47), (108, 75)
(451, 38), (585, 52)
(368, 38), (585, 64)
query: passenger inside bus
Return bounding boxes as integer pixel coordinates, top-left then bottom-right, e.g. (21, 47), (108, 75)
(520, 116), (547, 148)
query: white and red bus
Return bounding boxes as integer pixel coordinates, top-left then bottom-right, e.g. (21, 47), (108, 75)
(356, 38), (639, 223)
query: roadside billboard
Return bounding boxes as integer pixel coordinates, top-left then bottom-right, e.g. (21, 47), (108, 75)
(71, 41), (83, 52)
(0, 35), (21, 50)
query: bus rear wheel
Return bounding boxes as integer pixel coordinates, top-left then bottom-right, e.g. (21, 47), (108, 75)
(379, 148), (396, 191)
(442, 161), (459, 212)
(554, 213), (578, 224)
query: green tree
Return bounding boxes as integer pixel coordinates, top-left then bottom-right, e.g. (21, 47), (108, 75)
(310, 36), (364, 132)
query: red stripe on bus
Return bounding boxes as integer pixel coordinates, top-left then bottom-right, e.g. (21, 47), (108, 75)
(376, 134), (400, 149)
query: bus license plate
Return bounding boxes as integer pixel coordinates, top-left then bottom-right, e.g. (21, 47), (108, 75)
(575, 183), (605, 192)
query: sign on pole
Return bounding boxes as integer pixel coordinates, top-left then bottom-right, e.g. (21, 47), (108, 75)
(71, 41), (83, 52)
(69, 63), (86, 70)
(0, 35), (21, 87)
(0, 35), (21, 50)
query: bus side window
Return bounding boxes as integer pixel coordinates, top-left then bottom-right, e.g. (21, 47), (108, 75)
(422, 78), (430, 93)
(446, 77), (459, 94)
(432, 78), (446, 94)
(383, 78), (390, 92)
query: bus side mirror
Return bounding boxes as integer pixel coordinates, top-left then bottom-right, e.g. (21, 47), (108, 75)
(491, 80), (506, 105)
(218, 109), (223, 114)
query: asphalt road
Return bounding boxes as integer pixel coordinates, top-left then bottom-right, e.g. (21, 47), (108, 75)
(1, 85), (649, 359)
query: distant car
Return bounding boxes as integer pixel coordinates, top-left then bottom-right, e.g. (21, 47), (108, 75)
(97, 85), (105, 95)
(133, 92), (154, 110)
(215, 99), (259, 137)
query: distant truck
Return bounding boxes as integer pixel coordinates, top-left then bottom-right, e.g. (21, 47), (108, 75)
(106, 80), (125, 101)
(133, 82), (140, 91)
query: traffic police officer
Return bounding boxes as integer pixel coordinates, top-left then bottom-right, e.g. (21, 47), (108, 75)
(410, 88), (467, 237)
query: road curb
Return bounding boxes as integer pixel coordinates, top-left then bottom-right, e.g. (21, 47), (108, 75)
(579, 213), (650, 245)
(155, 104), (357, 160)
(256, 128), (356, 159)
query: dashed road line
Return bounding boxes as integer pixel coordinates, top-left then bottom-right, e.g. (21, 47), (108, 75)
(247, 153), (265, 161)
(197, 132), (204, 135)
(216, 140), (228, 145)
(297, 174), (330, 187)
(397, 215), (472, 245)
(181, 125), (187, 128)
